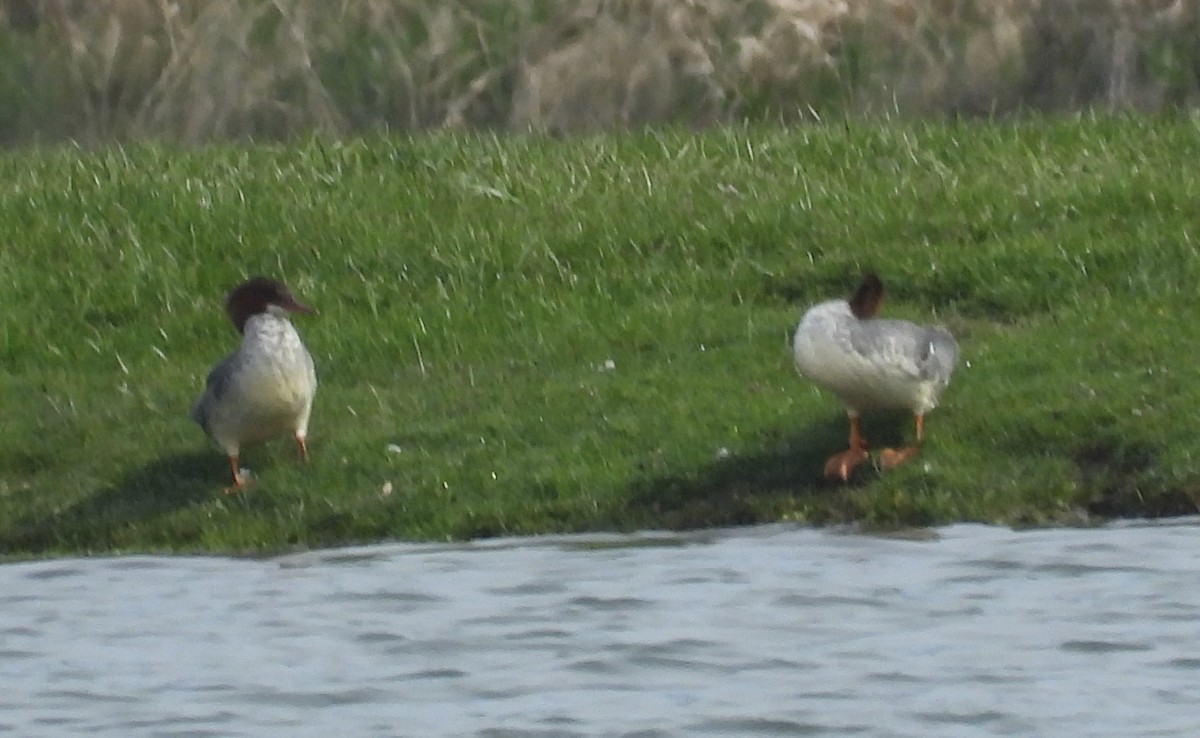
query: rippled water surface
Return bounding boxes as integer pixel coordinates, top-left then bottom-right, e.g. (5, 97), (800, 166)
(3, 521), (1200, 737)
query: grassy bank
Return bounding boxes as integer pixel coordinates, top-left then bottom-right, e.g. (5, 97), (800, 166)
(0, 0), (1197, 144)
(1, 115), (1199, 557)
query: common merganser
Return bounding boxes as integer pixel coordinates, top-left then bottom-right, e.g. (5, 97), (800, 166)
(190, 276), (318, 491)
(793, 273), (958, 481)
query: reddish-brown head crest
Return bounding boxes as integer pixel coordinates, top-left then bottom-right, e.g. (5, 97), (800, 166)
(849, 272), (884, 319)
(223, 276), (315, 334)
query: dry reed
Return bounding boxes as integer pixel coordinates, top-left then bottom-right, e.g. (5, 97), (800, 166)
(0, 0), (1196, 144)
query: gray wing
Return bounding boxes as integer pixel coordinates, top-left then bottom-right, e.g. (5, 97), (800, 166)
(850, 319), (959, 384)
(189, 354), (238, 432)
(920, 326), (958, 384)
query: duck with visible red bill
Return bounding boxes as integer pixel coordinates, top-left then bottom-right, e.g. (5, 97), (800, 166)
(191, 276), (318, 492)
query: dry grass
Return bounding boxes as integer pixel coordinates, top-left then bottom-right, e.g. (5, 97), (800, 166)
(0, 0), (1197, 143)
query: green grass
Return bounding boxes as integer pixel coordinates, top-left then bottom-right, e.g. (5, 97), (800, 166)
(2, 114), (1200, 558)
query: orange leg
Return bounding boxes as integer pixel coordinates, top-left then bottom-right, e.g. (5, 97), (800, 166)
(223, 454), (250, 495)
(295, 433), (309, 463)
(824, 416), (871, 482)
(880, 413), (924, 470)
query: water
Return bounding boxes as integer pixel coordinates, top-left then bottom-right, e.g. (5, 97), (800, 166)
(3, 521), (1200, 738)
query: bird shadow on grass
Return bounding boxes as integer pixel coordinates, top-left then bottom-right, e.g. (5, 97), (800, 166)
(0, 450), (223, 555)
(620, 410), (917, 530)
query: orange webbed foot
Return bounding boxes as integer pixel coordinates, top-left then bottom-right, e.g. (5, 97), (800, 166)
(879, 446), (921, 470)
(823, 415), (871, 482)
(223, 475), (253, 495)
(823, 447), (871, 482)
(223, 456), (252, 495)
(878, 412), (927, 470)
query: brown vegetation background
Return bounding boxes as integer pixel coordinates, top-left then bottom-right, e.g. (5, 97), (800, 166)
(0, 0), (1196, 144)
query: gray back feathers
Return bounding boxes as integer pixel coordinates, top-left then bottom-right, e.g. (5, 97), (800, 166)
(848, 317), (958, 386)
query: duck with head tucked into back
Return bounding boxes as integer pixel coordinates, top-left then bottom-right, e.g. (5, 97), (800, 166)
(792, 272), (958, 481)
(190, 276), (318, 492)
